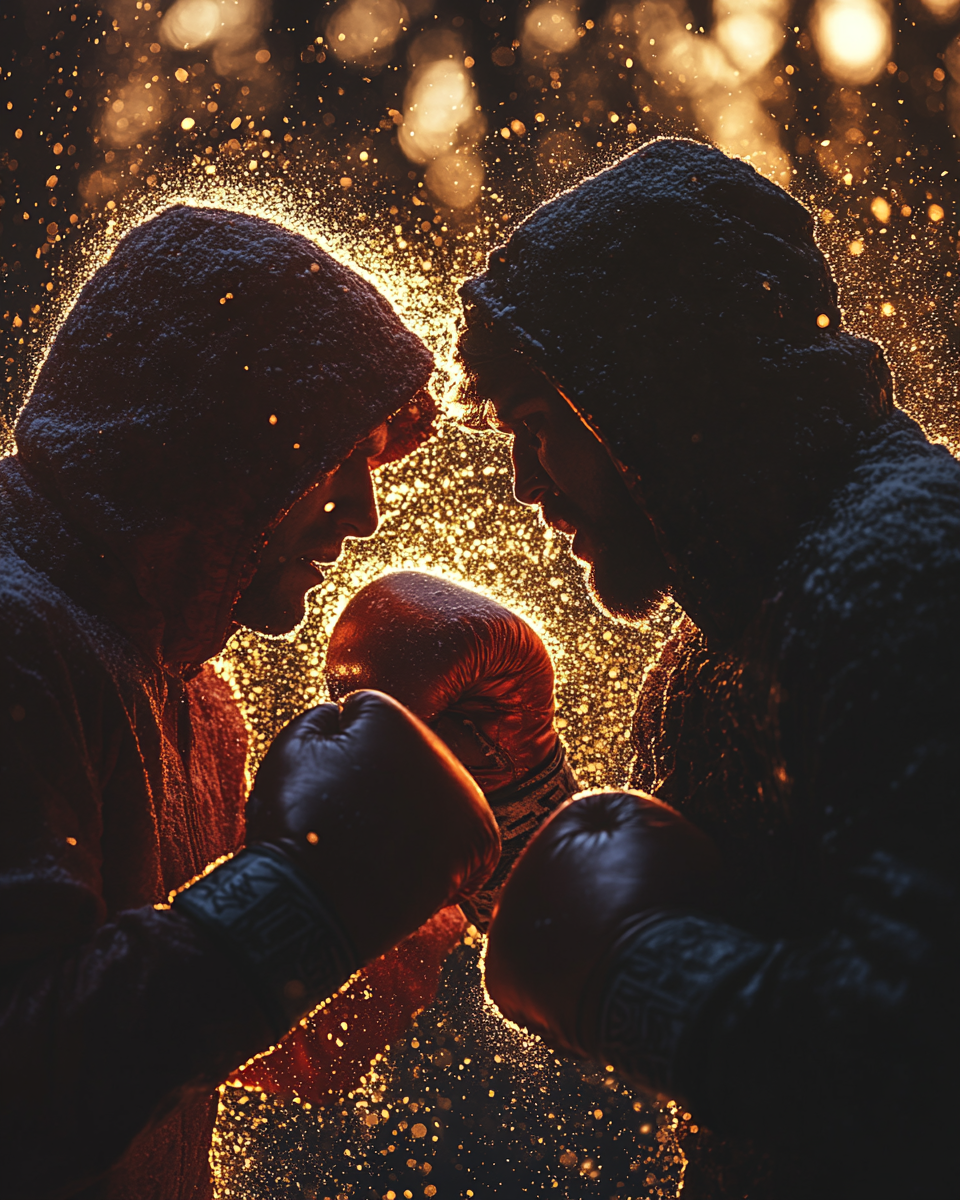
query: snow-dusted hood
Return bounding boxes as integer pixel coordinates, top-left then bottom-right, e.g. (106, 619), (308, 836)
(10, 204), (435, 667)
(461, 139), (893, 637)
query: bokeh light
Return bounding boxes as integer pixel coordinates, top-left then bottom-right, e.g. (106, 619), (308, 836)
(161, 0), (223, 51)
(714, 0), (789, 77)
(326, 0), (406, 69)
(399, 35), (486, 207)
(811, 0), (892, 85)
(921, 0), (960, 20)
(523, 3), (581, 56)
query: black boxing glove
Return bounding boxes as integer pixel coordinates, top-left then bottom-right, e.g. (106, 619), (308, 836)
(325, 571), (579, 928)
(484, 790), (723, 1070)
(175, 691), (499, 1037)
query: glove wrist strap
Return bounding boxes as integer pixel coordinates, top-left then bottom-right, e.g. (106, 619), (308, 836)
(592, 911), (767, 1094)
(173, 845), (357, 1039)
(461, 740), (578, 930)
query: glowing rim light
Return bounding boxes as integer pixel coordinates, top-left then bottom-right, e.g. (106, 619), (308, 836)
(22, 162), (667, 799)
(811, 0), (892, 85)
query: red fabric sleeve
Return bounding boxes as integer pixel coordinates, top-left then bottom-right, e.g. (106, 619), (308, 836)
(234, 906), (467, 1104)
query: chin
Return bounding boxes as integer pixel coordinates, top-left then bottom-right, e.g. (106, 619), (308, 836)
(584, 558), (667, 624)
(237, 592), (309, 637)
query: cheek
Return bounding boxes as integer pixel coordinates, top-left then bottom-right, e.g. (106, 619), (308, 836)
(544, 439), (611, 509)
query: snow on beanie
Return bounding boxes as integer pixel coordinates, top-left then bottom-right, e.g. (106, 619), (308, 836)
(460, 139), (894, 630)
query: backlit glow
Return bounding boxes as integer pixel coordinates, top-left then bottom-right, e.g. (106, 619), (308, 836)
(326, 0), (405, 69)
(399, 39), (486, 208)
(523, 4), (582, 56)
(811, 0), (892, 85)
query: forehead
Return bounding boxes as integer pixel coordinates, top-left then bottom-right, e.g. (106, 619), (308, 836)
(474, 355), (559, 411)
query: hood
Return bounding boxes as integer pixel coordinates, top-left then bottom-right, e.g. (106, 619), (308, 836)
(460, 138), (893, 638)
(11, 204), (435, 667)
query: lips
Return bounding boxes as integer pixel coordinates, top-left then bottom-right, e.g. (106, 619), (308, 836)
(538, 497), (600, 564)
(293, 558), (324, 582)
(570, 527), (595, 564)
(297, 542), (344, 573)
(539, 497), (579, 537)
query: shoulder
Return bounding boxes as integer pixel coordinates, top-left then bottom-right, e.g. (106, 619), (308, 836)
(0, 541), (97, 668)
(0, 539), (71, 631)
(0, 540), (127, 684)
(780, 413), (960, 654)
(770, 415), (960, 829)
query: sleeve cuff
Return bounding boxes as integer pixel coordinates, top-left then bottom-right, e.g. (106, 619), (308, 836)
(596, 911), (769, 1095)
(173, 845), (357, 1039)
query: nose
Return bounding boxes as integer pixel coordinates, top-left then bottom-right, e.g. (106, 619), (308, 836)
(335, 460), (380, 540)
(512, 436), (553, 508)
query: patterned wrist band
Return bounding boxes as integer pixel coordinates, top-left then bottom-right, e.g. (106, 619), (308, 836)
(460, 740), (579, 931)
(595, 912), (767, 1095)
(173, 845), (358, 1039)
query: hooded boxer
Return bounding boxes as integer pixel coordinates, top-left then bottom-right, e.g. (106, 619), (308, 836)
(0, 205), (499, 1200)
(470, 139), (960, 1200)
(334, 140), (960, 1199)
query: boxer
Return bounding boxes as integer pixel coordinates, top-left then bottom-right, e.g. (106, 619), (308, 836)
(0, 205), (499, 1200)
(338, 139), (960, 1199)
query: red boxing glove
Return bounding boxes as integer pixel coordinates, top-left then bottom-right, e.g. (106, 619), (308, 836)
(325, 571), (579, 927)
(484, 790), (721, 1058)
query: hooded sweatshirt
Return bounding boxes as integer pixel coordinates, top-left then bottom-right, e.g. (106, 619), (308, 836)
(461, 139), (960, 1198)
(0, 204), (434, 1200)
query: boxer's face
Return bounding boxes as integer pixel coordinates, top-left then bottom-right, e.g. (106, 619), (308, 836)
(235, 423), (389, 635)
(477, 356), (670, 621)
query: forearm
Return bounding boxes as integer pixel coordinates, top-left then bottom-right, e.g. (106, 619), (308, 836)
(595, 871), (956, 1192)
(1, 903), (272, 1199)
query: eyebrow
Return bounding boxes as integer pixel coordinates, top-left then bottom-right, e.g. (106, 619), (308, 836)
(355, 425), (389, 455)
(491, 385), (546, 425)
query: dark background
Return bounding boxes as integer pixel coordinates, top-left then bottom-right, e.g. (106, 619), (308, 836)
(3, 0), (960, 438)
